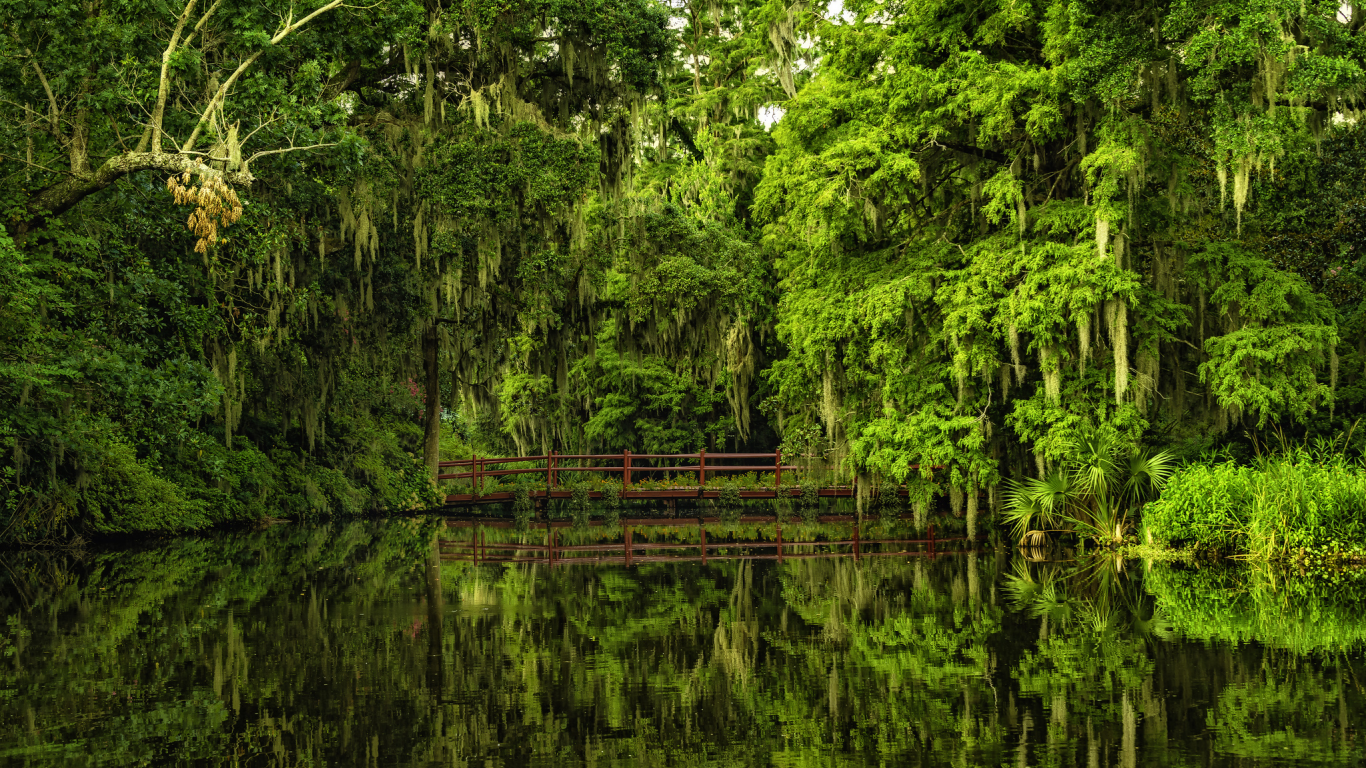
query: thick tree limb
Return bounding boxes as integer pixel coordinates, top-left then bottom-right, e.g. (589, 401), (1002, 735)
(142, 0), (201, 154)
(25, 153), (253, 225)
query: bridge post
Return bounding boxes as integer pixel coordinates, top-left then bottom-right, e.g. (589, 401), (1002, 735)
(550, 449), (557, 489)
(699, 450), (706, 486)
(624, 450), (631, 487)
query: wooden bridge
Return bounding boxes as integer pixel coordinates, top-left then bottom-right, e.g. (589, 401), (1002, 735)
(438, 450), (934, 507)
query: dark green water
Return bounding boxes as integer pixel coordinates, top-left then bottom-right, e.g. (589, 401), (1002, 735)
(1, 519), (1363, 766)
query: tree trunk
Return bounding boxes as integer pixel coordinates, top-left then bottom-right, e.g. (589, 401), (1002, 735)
(422, 323), (441, 485)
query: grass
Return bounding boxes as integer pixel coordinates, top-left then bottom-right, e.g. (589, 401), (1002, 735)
(1142, 447), (1366, 560)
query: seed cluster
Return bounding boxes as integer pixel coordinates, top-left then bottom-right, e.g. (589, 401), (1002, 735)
(167, 172), (244, 253)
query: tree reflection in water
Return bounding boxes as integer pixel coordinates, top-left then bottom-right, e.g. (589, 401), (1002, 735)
(0, 520), (1361, 765)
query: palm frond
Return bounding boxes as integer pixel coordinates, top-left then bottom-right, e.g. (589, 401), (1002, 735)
(1124, 448), (1175, 505)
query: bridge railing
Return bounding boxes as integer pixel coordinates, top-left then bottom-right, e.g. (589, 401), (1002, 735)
(437, 451), (805, 494)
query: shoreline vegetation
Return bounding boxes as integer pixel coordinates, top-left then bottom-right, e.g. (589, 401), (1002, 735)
(7, 2), (1366, 551)
(8, 441), (1366, 568)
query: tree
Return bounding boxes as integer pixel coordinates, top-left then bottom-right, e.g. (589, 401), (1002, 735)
(2, 0), (366, 234)
(753, 0), (1365, 517)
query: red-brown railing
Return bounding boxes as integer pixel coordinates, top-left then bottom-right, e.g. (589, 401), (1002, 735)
(438, 450), (802, 495)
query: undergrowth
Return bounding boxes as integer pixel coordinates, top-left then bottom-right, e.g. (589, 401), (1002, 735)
(1143, 447), (1366, 560)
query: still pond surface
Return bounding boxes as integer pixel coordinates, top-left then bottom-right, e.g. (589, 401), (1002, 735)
(1, 518), (1363, 766)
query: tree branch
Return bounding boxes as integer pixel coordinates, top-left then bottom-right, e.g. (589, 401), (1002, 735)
(24, 153), (252, 228)
(181, 0), (344, 153)
(142, 0), (200, 154)
(245, 142), (337, 164)
(8, 35), (62, 142)
(930, 139), (1010, 165)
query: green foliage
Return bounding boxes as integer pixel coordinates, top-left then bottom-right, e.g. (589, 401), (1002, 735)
(871, 480), (902, 520)
(600, 481), (622, 528)
(569, 482), (592, 531)
(1146, 565), (1366, 653)
(9, 0), (1366, 541)
(1004, 426), (1173, 545)
(512, 482), (535, 532)
(1144, 449), (1366, 557)
(80, 441), (211, 534)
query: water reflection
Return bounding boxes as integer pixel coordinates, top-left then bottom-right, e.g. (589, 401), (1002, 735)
(0, 519), (1362, 766)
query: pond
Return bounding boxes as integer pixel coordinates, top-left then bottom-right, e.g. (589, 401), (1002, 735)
(1, 518), (1362, 766)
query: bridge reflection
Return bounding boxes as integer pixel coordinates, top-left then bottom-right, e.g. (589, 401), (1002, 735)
(441, 517), (981, 566)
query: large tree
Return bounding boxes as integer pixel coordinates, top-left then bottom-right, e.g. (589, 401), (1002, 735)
(755, 0), (1366, 532)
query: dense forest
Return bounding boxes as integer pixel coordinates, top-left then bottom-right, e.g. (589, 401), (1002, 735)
(4, 0), (1366, 543)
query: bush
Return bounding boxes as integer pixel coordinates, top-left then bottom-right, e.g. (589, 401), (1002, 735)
(570, 483), (591, 530)
(81, 442), (211, 534)
(512, 482), (535, 532)
(1144, 451), (1366, 557)
(601, 481), (622, 527)
(1140, 462), (1247, 551)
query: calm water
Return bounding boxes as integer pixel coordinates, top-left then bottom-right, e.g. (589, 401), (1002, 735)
(1, 518), (1363, 766)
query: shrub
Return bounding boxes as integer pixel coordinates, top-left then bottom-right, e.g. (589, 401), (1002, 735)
(512, 482), (535, 532)
(1004, 428), (1173, 546)
(570, 483), (591, 530)
(1141, 462), (1246, 550)
(1144, 451), (1366, 556)
(601, 481), (622, 528)
(81, 441), (211, 534)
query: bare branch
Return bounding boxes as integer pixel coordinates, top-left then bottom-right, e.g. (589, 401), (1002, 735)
(8, 34), (62, 141)
(30, 60), (59, 140)
(141, 0), (200, 154)
(108, 113), (133, 153)
(0, 154), (68, 177)
(238, 107), (282, 146)
(245, 142), (337, 163)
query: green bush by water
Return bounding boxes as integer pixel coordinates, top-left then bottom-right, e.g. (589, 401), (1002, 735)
(1144, 450), (1366, 558)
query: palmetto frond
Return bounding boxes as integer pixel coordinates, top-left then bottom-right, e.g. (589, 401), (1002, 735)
(1003, 471), (1075, 541)
(1070, 428), (1122, 501)
(1124, 449), (1175, 506)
